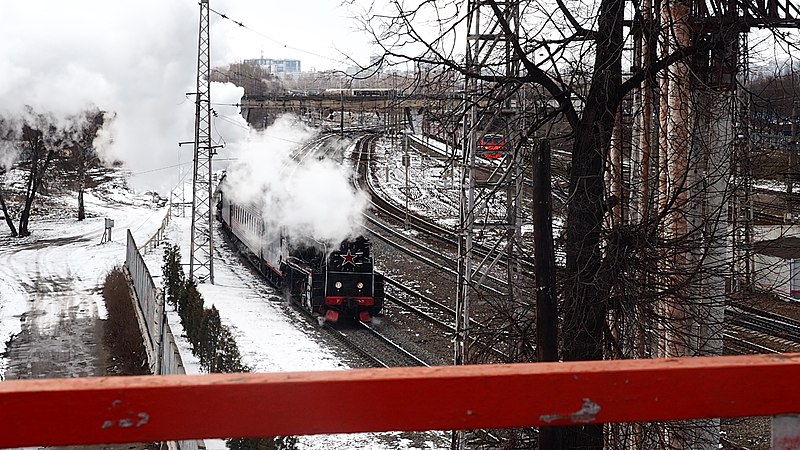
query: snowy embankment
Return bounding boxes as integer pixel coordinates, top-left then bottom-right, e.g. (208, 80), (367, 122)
(141, 211), (447, 450)
(0, 173), (446, 448)
(0, 184), (169, 380)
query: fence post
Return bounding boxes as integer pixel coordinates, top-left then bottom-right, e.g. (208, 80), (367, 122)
(156, 290), (166, 376)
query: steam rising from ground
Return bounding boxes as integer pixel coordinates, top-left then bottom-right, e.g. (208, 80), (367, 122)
(224, 115), (367, 247)
(0, 143), (18, 171)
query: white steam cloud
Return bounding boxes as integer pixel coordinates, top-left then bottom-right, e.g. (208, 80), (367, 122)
(224, 115), (367, 247)
(0, 143), (19, 172)
(0, 1), (249, 193)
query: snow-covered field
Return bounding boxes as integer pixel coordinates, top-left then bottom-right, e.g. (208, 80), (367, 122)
(0, 183), (168, 380)
(0, 165), (449, 449)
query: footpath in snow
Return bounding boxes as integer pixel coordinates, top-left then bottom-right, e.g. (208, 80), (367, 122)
(0, 186), (168, 381)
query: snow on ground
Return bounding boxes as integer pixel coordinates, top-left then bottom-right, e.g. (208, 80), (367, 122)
(0, 152), (453, 447)
(374, 135), (461, 230)
(140, 206), (448, 450)
(0, 179), (169, 380)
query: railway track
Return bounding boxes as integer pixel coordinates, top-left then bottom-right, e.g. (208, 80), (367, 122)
(382, 274), (512, 362)
(218, 133), (440, 371)
(724, 328), (781, 354)
(364, 222), (508, 297)
(353, 135), (521, 298)
(727, 301), (800, 352)
(325, 321), (430, 368)
(354, 135), (536, 277)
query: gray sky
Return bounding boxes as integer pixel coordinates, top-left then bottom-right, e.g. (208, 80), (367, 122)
(0, 1), (375, 192)
(214, 1), (375, 71)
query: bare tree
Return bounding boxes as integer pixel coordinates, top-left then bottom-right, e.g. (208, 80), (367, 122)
(355, 0), (798, 448)
(1, 109), (108, 234)
(17, 121), (58, 237)
(0, 118), (19, 236)
(0, 169), (18, 237)
(64, 109), (105, 221)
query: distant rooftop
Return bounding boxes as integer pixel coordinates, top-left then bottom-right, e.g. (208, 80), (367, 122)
(754, 236), (800, 259)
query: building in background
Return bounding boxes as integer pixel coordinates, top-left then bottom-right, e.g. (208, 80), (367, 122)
(243, 58), (301, 74)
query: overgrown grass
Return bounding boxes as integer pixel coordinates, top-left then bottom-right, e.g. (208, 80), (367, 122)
(102, 267), (149, 375)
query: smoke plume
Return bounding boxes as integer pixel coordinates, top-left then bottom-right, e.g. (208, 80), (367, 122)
(224, 115), (367, 247)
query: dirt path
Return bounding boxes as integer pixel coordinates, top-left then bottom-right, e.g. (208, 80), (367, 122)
(0, 190), (168, 448)
(0, 233), (112, 380)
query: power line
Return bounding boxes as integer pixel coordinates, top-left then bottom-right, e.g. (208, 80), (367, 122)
(208, 7), (349, 67)
(132, 161), (192, 175)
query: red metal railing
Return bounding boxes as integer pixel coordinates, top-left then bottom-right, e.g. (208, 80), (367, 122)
(2, 353), (800, 448)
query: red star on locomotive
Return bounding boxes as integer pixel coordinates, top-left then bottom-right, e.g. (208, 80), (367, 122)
(215, 174), (384, 324)
(341, 250), (357, 266)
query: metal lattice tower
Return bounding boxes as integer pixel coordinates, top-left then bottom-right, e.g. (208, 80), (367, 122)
(455, 0), (522, 365)
(189, 0), (214, 284)
(453, 1), (521, 449)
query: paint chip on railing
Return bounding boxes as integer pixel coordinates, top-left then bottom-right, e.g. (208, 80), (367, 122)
(101, 401), (150, 429)
(539, 398), (601, 424)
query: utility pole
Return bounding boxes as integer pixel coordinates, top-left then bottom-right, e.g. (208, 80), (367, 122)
(453, 2), (521, 450)
(189, 0), (215, 284)
(403, 130), (411, 230)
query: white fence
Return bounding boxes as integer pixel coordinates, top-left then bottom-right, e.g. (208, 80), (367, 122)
(125, 228), (204, 450)
(125, 230), (161, 361)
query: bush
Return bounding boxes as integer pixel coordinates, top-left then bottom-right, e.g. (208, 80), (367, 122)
(162, 244), (183, 310)
(162, 246), (297, 450)
(161, 245), (250, 373)
(102, 267), (149, 375)
(161, 246), (296, 449)
(226, 436), (298, 450)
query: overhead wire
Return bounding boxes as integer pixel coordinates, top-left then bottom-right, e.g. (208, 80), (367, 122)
(132, 161), (192, 176)
(183, 8), (336, 155)
(208, 7), (350, 67)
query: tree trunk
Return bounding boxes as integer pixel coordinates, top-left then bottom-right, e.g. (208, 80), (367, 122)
(0, 189), (18, 237)
(561, 0), (624, 445)
(77, 146), (87, 221)
(533, 139), (563, 449)
(18, 195), (34, 237)
(534, 139), (559, 363)
(18, 147), (54, 237)
(78, 187), (85, 221)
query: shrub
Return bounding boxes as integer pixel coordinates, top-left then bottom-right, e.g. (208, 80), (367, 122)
(102, 267), (149, 375)
(162, 244), (184, 310)
(160, 246), (296, 450)
(226, 436), (298, 450)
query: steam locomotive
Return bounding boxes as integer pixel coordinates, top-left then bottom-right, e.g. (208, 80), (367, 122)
(215, 182), (384, 324)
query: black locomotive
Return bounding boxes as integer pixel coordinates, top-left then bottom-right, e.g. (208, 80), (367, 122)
(216, 181), (384, 324)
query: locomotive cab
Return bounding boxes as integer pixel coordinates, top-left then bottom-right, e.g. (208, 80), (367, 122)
(320, 237), (384, 323)
(479, 133), (506, 159)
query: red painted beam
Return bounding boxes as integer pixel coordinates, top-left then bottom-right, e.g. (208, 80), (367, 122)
(2, 353), (800, 448)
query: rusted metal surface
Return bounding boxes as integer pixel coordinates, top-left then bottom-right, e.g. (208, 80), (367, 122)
(1, 354), (800, 448)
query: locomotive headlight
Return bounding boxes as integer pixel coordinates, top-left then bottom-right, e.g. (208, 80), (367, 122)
(335, 281), (343, 289)
(356, 282), (364, 290)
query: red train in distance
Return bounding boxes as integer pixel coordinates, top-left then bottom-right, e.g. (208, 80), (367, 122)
(479, 133), (506, 159)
